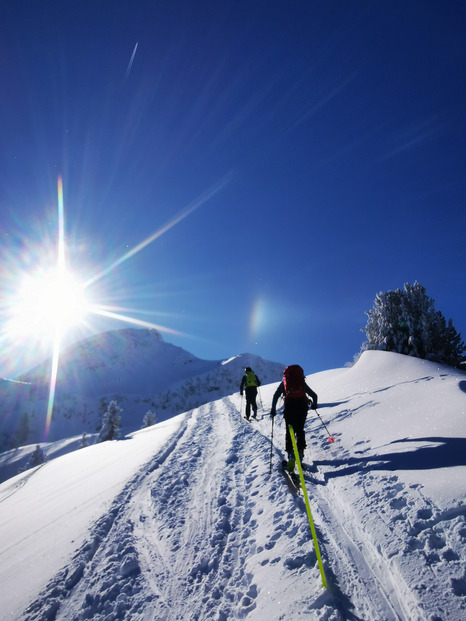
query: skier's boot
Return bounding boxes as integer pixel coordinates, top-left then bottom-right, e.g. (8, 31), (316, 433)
(287, 453), (296, 472)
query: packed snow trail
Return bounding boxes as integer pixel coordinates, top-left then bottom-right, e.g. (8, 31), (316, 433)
(130, 399), (266, 620)
(24, 398), (338, 620)
(22, 366), (466, 620)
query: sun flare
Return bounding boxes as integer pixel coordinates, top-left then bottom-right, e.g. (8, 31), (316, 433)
(1, 174), (229, 439)
(7, 269), (89, 340)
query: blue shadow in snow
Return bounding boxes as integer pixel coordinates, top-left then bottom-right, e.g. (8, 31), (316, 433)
(315, 437), (466, 480)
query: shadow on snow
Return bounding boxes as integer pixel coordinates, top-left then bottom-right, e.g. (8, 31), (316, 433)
(314, 437), (466, 480)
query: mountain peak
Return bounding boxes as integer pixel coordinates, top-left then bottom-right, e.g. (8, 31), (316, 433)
(0, 328), (284, 448)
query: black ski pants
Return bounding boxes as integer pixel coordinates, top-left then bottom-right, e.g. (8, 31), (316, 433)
(284, 397), (308, 456)
(244, 386), (258, 419)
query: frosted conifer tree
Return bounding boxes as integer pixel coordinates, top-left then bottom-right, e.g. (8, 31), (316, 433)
(142, 410), (157, 428)
(362, 282), (465, 368)
(98, 401), (122, 442)
(27, 445), (47, 469)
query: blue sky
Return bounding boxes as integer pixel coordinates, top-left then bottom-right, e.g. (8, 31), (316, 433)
(0, 1), (465, 378)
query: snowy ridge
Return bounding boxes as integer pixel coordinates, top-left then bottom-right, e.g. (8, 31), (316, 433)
(1, 350), (465, 620)
(0, 328), (284, 476)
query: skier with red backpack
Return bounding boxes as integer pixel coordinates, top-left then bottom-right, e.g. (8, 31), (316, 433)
(270, 365), (318, 472)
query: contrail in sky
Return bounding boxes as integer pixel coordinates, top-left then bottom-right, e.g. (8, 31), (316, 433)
(125, 42), (139, 78)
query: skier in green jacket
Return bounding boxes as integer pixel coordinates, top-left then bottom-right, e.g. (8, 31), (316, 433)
(240, 367), (261, 420)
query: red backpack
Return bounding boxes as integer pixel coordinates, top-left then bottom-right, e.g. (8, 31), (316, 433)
(283, 365), (306, 399)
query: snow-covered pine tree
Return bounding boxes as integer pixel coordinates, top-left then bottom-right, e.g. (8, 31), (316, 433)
(362, 282), (465, 368)
(80, 432), (89, 448)
(142, 410), (156, 428)
(27, 445), (47, 469)
(97, 401), (122, 442)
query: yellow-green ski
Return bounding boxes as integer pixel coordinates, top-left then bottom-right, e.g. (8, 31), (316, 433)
(289, 424), (328, 590)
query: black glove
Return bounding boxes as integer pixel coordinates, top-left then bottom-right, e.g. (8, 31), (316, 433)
(311, 402), (317, 410)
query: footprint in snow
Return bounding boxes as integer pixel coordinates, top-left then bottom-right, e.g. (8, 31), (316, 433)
(416, 507), (433, 520)
(284, 551), (317, 570)
(451, 575), (466, 597)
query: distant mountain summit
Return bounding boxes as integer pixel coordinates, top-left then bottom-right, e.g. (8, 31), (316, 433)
(22, 328), (219, 396)
(0, 328), (284, 450)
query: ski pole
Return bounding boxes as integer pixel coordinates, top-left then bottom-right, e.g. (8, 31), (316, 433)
(315, 409), (335, 442)
(269, 414), (275, 474)
(257, 387), (263, 410)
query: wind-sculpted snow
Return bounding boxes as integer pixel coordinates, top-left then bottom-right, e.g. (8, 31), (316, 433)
(1, 350), (465, 620)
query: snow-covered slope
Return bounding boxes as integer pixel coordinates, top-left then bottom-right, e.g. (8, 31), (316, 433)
(0, 351), (465, 620)
(21, 328), (216, 394)
(0, 328), (284, 468)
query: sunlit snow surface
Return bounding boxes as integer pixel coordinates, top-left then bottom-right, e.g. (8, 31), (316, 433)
(0, 351), (465, 620)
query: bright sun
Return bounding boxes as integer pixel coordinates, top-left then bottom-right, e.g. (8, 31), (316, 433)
(5, 176), (90, 345)
(7, 269), (88, 340)
(0, 174), (229, 439)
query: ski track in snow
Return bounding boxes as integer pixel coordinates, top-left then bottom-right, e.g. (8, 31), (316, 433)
(131, 399), (263, 620)
(304, 427), (466, 621)
(23, 395), (466, 621)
